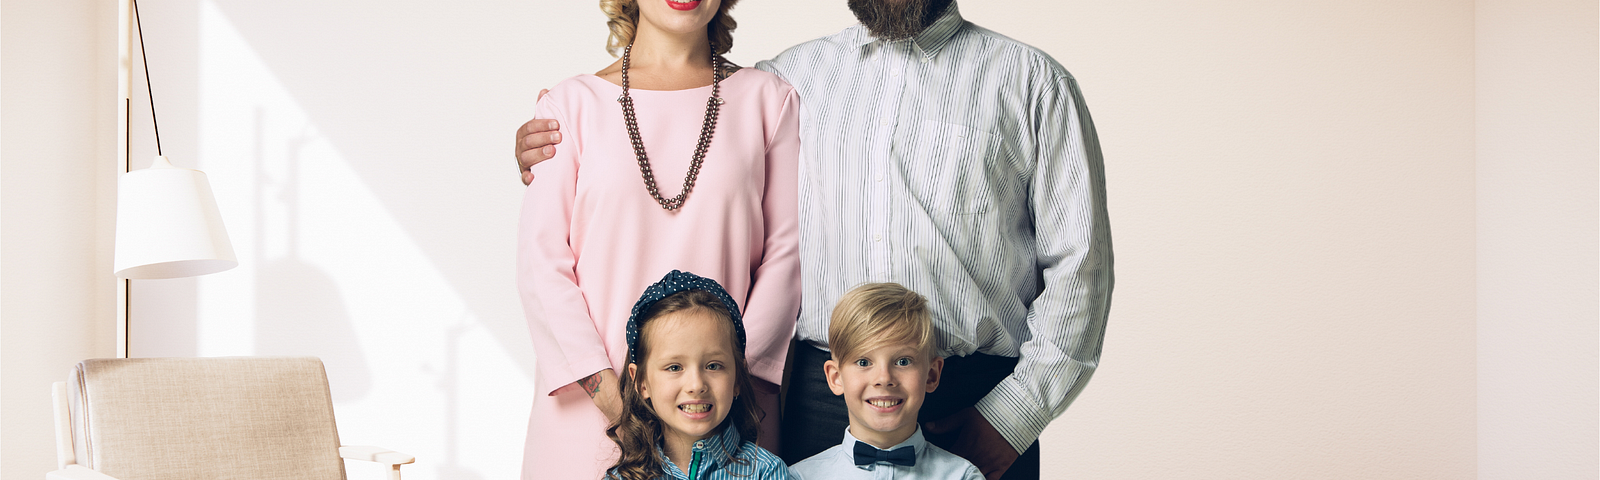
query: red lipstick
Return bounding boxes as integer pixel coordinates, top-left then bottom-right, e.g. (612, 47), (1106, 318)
(667, 0), (700, 10)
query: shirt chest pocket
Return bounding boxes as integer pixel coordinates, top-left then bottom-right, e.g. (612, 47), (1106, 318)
(899, 121), (1007, 216)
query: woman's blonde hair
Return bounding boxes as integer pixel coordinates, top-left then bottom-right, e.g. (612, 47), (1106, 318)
(600, 0), (739, 57)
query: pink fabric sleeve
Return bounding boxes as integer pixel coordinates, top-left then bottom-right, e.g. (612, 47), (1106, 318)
(518, 95), (612, 397)
(740, 88), (803, 385)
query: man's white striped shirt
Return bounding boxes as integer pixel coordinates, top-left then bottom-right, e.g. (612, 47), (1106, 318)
(756, 1), (1114, 453)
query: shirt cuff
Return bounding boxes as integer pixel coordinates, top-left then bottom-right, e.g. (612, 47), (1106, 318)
(748, 353), (786, 387)
(973, 376), (1049, 454)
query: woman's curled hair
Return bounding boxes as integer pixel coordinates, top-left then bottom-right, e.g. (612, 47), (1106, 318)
(599, 0), (739, 56)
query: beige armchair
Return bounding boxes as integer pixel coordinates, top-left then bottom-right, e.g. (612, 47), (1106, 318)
(47, 356), (415, 480)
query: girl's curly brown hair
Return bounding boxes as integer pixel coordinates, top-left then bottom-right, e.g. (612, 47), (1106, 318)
(605, 290), (763, 480)
(599, 0), (740, 57)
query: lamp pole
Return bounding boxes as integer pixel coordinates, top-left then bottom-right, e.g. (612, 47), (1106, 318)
(117, 0), (132, 359)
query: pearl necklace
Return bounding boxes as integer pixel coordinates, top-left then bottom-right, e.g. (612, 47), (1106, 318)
(617, 41), (725, 211)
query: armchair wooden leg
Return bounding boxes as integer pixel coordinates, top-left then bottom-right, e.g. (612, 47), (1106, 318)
(388, 464), (402, 480)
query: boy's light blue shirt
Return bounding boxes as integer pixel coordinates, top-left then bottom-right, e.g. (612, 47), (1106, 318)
(789, 427), (982, 480)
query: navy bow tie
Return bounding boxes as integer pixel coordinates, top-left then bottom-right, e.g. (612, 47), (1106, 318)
(853, 441), (916, 467)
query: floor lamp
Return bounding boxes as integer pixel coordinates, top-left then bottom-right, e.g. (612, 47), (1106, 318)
(114, 0), (238, 358)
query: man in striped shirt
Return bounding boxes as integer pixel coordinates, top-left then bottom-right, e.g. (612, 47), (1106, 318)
(515, 1), (1111, 478)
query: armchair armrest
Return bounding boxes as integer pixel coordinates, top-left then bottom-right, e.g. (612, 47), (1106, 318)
(339, 445), (415, 465)
(46, 466), (120, 480)
(340, 445), (414, 480)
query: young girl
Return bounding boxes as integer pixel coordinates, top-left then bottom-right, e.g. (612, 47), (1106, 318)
(607, 271), (789, 480)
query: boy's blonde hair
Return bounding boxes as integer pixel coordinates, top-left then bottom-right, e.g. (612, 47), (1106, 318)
(828, 283), (938, 361)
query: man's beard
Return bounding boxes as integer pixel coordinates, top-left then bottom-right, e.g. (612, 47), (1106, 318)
(846, 0), (954, 41)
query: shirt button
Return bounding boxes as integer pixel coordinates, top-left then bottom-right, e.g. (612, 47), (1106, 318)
(876, 175), (884, 182)
(874, 234), (882, 242)
(879, 119), (890, 126)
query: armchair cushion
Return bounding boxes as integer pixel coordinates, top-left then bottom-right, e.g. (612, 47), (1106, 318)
(69, 357), (345, 480)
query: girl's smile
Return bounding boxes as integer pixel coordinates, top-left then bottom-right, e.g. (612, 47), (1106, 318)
(678, 400), (713, 418)
(631, 309), (741, 448)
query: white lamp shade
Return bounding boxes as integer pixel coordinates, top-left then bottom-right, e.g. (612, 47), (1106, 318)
(114, 155), (237, 279)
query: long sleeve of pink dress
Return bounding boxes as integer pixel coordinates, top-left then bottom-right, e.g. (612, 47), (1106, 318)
(517, 69), (801, 480)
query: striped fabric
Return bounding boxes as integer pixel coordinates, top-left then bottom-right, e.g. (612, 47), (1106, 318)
(633, 426), (790, 480)
(755, 1), (1113, 453)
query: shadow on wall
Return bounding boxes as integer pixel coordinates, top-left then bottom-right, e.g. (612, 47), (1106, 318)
(252, 113), (370, 401)
(176, 3), (545, 477)
(255, 257), (371, 401)
(436, 317), (489, 480)
(209, 0), (541, 382)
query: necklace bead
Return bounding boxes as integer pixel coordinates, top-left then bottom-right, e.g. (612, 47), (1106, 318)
(619, 41), (725, 211)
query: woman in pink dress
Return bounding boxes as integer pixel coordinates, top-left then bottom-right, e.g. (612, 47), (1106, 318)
(515, 0), (799, 477)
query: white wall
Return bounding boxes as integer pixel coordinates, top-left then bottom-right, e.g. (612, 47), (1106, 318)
(2, 0), (1595, 479)
(1016, 1), (1480, 477)
(121, 2), (546, 479)
(0, 0), (120, 478)
(1476, 0), (1600, 478)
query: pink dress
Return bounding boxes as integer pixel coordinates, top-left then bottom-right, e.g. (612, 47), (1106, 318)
(517, 69), (801, 480)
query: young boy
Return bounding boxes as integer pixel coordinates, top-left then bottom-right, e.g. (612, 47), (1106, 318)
(788, 283), (983, 480)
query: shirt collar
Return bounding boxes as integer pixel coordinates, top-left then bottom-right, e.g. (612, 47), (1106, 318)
(849, 0), (966, 60)
(663, 425), (744, 475)
(842, 426), (928, 470)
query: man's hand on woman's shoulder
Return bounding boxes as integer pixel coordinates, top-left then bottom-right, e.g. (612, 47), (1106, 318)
(515, 88), (562, 185)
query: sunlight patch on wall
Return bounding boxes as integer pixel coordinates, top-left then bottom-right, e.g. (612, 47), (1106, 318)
(195, 2), (533, 479)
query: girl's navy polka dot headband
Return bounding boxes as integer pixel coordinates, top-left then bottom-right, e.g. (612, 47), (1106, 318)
(625, 270), (747, 364)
